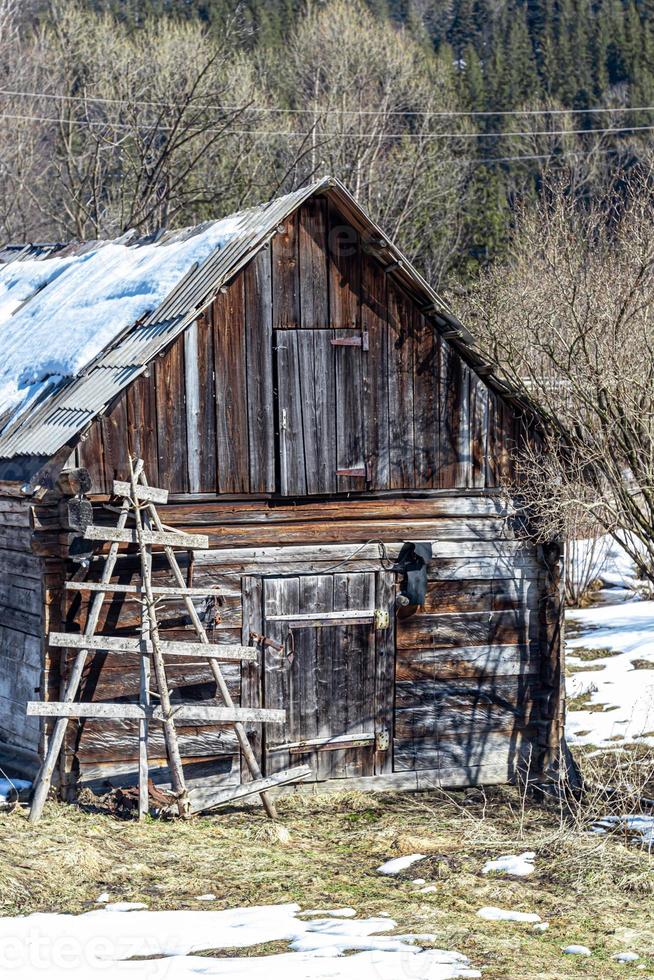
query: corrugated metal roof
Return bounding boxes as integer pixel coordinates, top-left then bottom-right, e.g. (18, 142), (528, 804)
(0, 176), (496, 468)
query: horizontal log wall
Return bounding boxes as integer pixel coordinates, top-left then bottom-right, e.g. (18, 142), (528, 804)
(0, 497), (44, 764)
(54, 493), (560, 795)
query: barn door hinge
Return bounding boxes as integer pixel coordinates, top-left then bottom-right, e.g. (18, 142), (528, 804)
(375, 728), (390, 751)
(374, 609), (390, 630)
(330, 331), (369, 351)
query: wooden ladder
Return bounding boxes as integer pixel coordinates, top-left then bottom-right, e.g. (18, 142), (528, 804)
(28, 458), (310, 822)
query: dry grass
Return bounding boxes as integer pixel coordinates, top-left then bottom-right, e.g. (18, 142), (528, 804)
(0, 783), (653, 977)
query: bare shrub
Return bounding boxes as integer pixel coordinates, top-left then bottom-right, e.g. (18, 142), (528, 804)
(462, 173), (654, 584)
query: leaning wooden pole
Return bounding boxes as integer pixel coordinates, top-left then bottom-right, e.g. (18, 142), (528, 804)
(130, 457), (191, 819)
(139, 472), (278, 820)
(137, 532), (152, 820)
(29, 465), (143, 823)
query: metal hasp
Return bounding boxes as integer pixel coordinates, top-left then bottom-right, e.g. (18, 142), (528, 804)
(392, 542), (434, 607)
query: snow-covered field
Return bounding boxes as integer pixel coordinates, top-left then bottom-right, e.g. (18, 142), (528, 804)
(566, 538), (654, 749)
(0, 903), (480, 979)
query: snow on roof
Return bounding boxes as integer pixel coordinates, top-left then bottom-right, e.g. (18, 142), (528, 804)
(0, 215), (242, 419)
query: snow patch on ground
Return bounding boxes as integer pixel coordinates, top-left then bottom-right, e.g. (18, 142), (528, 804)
(613, 951), (640, 962)
(481, 852), (535, 877)
(377, 854), (426, 875)
(562, 945), (592, 956)
(476, 907), (541, 923)
(0, 216), (242, 419)
(593, 815), (654, 847)
(303, 908), (356, 918)
(0, 903), (480, 979)
(566, 600), (654, 747)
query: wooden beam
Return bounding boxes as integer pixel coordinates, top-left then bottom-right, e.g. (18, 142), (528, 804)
(64, 582), (238, 598)
(266, 609), (375, 627)
(27, 702), (287, 723)
(268, 733), (375, 754)
(189, 765), (311, 813)
(48, 633), (258, 661)
(84, 526), (209, 549)
(113, 481), (168, 503)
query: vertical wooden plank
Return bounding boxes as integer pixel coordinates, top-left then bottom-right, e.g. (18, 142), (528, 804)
(361, 254), (389, 490)
(457, 363), (472, 488)
(332, 571), (375, 778)
(78, 418), (107, 494)
(298, 199), (329, 329)
(213, 279), (249, 494)
(300, 575), (329, 777)
(196, 309), (217, 492)
(155, 336), (188, 494)
(328, 204), (360, 329)
(438, 339), (460, 488)
(485, 390), (499, 488)
(241, 576), (262, 780)
(375, 570), (395, 775)
(244, 250), (275, 492)
(263, 577), (299, 775)
(470, 373), (489, 489)
(272, 212), (300, 329)
(100, 393), (129, 484)
(413, 314), (439, 488)
(387, 282), (415, 489)
(335, 331), (366, 493)
(184, 320), (202, 493)
(184, 312), (217, 492)
(126, 371), (158, 486)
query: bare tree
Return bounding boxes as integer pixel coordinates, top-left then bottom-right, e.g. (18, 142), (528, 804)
(270, 0), (473, 287)
(462, 173), (654, 584)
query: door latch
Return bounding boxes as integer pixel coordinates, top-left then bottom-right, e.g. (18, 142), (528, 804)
(375, 729), (390, 751)
(374, 608), (390, 630)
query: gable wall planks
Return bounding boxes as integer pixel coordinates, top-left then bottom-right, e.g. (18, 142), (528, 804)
(387, 281), (415, 489)
(213, 278), (249, 494)
(126, 372), (159, 488)
(413, 311), (439, 489)
(244, 249), (275, 493)
(298, 199), (330, 329)
(361, 254), (389, 490)
(272, 210), (300, 329)
(327, 203), (360, 330)
(184, 311), (217, 493)
(155, 334), (188, 494)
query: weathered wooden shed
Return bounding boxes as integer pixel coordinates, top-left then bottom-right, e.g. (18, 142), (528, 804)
(0, 177), (565, 802)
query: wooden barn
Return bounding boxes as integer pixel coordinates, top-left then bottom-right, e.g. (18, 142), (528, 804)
(0, 176), (565, 809)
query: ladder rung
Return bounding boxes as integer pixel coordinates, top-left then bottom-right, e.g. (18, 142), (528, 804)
(113, 481), (168, 503)
(84, 526), (209, 549)
(189, 765), (312, 813)
(27, 702), (285, 723)
(48, 633), (258, 662)
(64, 582), (238, 598)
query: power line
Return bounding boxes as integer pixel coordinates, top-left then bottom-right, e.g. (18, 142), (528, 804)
(1, 110), (654, 141)
(0, 87), (653, 119)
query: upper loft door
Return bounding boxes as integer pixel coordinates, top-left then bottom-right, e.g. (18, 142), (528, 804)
(275, 329), (367, 495)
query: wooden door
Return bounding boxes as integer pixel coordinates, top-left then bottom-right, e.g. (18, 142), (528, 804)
(275, 329), (367, 495)
(259, 571), (394, 781)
